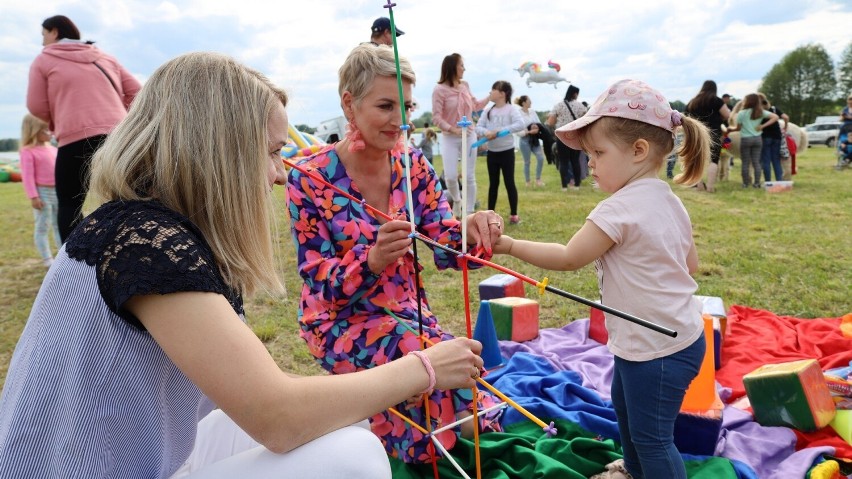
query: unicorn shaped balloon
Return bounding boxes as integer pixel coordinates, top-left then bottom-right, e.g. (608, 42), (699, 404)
(515, 60), (569, 88)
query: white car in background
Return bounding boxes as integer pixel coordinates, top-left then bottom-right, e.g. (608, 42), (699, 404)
(804, 122), (842, 147)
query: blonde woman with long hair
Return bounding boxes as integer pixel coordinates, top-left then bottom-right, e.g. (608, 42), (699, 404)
(0, 52), (485, 479)
(19, 113), (60, 266)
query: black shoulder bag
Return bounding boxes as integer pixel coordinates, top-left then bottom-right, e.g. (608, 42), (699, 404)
(564, 100), (578, 121)
(92, 62), (122, 99)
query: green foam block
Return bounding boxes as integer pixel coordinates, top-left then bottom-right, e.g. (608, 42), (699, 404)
(743, 359), (836, 432)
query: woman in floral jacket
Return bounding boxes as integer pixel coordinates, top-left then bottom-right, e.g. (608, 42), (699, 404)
(286, 44), (505, 464)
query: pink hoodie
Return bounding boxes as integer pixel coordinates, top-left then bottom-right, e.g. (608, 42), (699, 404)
(27, 42), (141, 147)
(431, 81), (488, 135)
(19, 145), (58, 199)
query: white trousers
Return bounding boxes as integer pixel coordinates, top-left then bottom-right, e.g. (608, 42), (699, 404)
(440, 133), (479, 215)
(171, 410), (391, 479)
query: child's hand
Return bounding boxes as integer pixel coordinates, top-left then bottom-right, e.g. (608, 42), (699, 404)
(493, 235), (514, 255)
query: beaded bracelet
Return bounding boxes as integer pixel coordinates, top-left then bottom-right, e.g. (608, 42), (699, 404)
(408, 350), (436, 396)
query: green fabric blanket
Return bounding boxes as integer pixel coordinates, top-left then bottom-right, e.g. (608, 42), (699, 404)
(390, 419), (739, 478)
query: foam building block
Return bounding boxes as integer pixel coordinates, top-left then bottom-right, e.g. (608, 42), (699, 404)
(743, 359), (836, 431)
(695, 295), (727, 370)
(590, 296), (728, 352)
(589, 303), (608, 344)
(830, 409), (852, 446)
(487, 297), (539, 342)
(675, 317), (721, 455)
(674, 390), (724, 456)
(681, 315), (717, 412)
(473, 301), (504, 370)
(478, 274), (525, 301)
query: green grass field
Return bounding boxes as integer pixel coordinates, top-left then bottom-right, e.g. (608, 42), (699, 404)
(0, 146), (850, 385)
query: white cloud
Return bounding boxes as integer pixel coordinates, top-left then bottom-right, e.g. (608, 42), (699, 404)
(1, 0), (851, 139)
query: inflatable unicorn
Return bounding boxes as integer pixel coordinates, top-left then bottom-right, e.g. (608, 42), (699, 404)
(515, 61), (569, 88)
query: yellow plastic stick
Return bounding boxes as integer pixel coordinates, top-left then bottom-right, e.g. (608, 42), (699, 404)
(387, 406), (429, 435)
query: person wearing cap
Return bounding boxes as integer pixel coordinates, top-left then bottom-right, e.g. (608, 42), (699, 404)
(369, 17), (403, 46)
(494, 79), (712, 479)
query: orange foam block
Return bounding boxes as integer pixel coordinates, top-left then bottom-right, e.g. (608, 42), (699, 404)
(487, 297), (539, 342)
(681, 315), (716, 412)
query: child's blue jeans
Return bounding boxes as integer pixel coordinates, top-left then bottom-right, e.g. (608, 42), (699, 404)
(611, 334), (705, 479)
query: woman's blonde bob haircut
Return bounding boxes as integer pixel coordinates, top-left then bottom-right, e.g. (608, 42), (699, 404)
(338, 44), (416, 106)
(20, 113), (48, 149)
(89, 51), (287, 297)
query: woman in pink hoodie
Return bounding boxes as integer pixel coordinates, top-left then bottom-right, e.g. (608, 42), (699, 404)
(27, 15), (140, 241)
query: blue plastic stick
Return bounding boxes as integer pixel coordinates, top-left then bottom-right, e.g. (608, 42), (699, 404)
(471, 129), (510, 149)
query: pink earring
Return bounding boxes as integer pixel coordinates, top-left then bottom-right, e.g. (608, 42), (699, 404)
(390, 131), (406, 156)
(345, 119), (365, 152)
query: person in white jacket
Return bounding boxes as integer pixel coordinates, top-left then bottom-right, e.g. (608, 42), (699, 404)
(476, 80), (526, 224)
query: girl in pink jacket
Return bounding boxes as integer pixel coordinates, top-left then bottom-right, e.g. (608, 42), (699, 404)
(27, 15), (140, 241)
(19, 114), (60, 267)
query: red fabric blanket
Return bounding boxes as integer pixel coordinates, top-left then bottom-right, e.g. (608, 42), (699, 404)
(716, 305), (852, 457)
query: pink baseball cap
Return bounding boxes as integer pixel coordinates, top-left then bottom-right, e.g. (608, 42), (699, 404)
(555, 79), (682, 150)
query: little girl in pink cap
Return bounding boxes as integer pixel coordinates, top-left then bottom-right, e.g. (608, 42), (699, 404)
(494, 79), (712, 479)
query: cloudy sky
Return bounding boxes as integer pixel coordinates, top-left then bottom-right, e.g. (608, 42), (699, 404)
(2, 0), (851, 140)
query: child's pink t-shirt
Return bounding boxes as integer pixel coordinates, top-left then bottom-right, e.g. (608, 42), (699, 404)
(19, 145), (57, 199)
(587, 178), (704, 361)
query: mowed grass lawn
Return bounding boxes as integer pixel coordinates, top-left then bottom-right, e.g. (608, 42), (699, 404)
(1, 146), (850, 385)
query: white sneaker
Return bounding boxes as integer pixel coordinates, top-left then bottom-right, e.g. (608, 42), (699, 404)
(43, 258), (54, 267)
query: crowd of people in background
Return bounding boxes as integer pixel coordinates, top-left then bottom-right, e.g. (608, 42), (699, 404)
(13, 14), (845, 268)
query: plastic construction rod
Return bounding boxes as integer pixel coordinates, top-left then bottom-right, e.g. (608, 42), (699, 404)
(430, 402), (507, 436)
(430, 435), (471, 479)
(386, 309), (555, 437)
(407, 235), (676, 337)
(470, 130), (510, 149)
(543, 284), (677, 338)
(284, 160), (675, 337)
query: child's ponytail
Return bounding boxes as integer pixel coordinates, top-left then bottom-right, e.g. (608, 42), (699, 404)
(673, 116), (710, 186)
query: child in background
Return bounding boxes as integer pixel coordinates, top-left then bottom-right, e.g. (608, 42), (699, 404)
(780, 131), (798, 178)
(413, 127), (437, 164)
(19, 114), (60, 266)
(718, 135), (732, 181)
(476, 80), (525, 224)
(494, 79), (710, 479)
(665, 126), (683, 179)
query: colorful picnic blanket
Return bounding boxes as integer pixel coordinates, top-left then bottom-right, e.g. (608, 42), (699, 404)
(390, 306), (852, 478)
